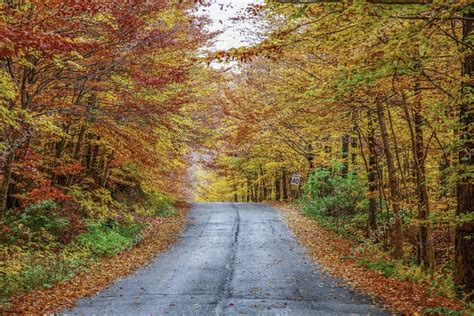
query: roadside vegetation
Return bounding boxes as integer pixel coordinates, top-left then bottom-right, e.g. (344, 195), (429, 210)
(0, 186), (178, 310)
(7, 202), (187, 314)
(300, 163), (464, 305)
(276, 203), (468, 314)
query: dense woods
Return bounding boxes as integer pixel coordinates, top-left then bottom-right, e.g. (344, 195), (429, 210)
(198, 0), (473, 302)
(0, 0), (214, 306)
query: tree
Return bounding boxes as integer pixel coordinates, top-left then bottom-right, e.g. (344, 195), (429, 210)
(0, 0), (213, 207)
(454, 6), (473, 296)
(204, 0), (473, 297)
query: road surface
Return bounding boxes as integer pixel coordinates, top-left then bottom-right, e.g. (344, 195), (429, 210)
(64, 203), (390, 315)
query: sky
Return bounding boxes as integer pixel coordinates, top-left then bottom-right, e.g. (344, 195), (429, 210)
(200, 0), (263, 51)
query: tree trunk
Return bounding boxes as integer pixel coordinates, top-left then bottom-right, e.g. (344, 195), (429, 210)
(101, 151), (113, 187)
(367, 111), (378, 236)
(247, 176), (252, 203)
(454, 9), (474, 296)
(262, 180), (266, 201)
(376, 102), (404, 259)
(387, 108), (407, 199)
(282, 169), (289, 201)
(91, 136), (101, 172)
(258, 168), (263, 202)
(351, 132), (358, 174)
(412, 81), (434, 271)
(307, 143), (314, 171)
(0, 149), (15, 211)
(341, 134), (349, 177)
(85, 134), (93, 171)
(253, 183), (258, 202)
(275, 172), (281, 201)
(73, 125), (86, 160)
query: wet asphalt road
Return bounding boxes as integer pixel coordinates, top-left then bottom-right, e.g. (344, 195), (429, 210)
(64, 203), (390, 315)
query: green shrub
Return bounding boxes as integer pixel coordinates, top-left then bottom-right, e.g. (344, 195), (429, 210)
(301, 161), (366, 238)
(0, 191), (171, 305)
(0, 247), (92, 302)
(302, 161), (366, 217)
(77, 221), (142, 257)
(146, 192), (175, 216)
(3, 200), (69, 244)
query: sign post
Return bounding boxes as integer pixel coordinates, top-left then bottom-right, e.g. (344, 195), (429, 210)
(290, 174), (301, 200)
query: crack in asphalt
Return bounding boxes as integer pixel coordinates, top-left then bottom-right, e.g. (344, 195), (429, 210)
(215, 204), (240, 315)
(226, 204), (240, 297)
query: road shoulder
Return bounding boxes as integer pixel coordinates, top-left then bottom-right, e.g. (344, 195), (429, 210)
(272, 202), (464, 314)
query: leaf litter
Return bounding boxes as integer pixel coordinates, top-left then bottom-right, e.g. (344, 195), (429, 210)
(272, 202), (466, 315)
(9, 204), (189, 314)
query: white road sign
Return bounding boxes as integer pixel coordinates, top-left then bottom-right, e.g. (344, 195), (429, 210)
(290, 174), (301, 186)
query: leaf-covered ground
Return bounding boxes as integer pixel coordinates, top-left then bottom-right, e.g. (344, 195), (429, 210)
(272, 203), (466, 315)
(8, 205), (189, 314)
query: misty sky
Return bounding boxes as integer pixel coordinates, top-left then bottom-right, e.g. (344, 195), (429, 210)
(200, 0), (263, 51)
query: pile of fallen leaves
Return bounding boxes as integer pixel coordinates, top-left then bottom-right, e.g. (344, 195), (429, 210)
(8, 204), (189, 314)
(272, 202), (466, 314)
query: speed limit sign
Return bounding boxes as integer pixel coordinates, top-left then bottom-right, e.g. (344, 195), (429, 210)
(290, 174), (301, 187)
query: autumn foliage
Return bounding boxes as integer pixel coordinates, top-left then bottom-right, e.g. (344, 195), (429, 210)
(198, 0), (473, 309)
(0, 0), (213, 309)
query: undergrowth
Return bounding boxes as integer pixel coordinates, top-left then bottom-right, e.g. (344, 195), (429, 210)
(300, 161), (462, 308)
(0, 190), (178, 309)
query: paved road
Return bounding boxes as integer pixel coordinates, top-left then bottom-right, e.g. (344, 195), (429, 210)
(64, 203), (389, 315)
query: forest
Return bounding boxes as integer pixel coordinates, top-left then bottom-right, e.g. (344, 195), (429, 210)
(0, 0), (473, 314)
(0, 0), (217, 309)
(198, 0), (474, 308)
